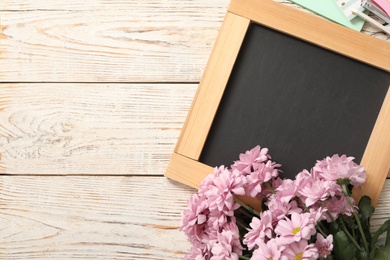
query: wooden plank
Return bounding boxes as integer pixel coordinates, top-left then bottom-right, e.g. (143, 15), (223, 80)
(165, 152), (262, 211)
(228, 0), (390, 71)
(0, 83), (195, 175)
(1, 0), (387, 83)
(175, 12), (250, 159)
(166, 152), (213, 189)
(0, 176), (195, 259)
(1, 176), (390, 258)
(0, 0), (229, 11)
(170, 1), (390, 206)
(0, 1), (229, 82)
(371, 179), (390, 232)
(353, 88), (390, 205)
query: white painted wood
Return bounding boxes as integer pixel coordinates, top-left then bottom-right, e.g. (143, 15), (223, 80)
(1, 0), (389, 258)
(371, 179), (390, 230)
(0, 83), (196, 175)
(0, 0), (228, 11)
(0, 176), (195, 259)
(1, 0), (388, 83)
(0, 176), (389, 259)
(0, 1), (229, 82)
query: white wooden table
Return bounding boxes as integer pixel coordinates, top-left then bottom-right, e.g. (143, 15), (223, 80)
(0, 1), (389, 258)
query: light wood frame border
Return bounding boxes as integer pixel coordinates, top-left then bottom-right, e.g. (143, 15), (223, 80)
(165, 0), (390, 205)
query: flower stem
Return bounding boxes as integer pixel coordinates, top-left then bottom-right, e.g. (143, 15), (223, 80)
(297, 196), (310, 212)
(238, 207), (254, 218)
(234, 196), (260, 217)
(323, 200), (361, 251)
(239, 256), (251, 260)
(341, 184), (369, 252)
(316, 223), (328, 237)
(236, 218), (247, 230)
(338, 216), (363, 251)
(318, 220), (329, 235)
(322, 201), (336, 223)
(265, 181), (276, 194)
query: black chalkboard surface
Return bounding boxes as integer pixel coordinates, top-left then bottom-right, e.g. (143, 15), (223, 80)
(166, 0), (390, 205)
(199, 23), (390, 178)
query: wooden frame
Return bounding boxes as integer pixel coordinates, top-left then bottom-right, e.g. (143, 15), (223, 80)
(165, 0), (390, 205)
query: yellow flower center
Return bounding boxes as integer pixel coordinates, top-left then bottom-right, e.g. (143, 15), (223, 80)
(296, 252), (303, 260)
(292, 227), (301, 235)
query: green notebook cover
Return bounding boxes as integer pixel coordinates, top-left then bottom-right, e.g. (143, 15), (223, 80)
(289, 0), (366, 31)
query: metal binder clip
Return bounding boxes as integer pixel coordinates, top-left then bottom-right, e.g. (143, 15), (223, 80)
(334, 0), (390, 35)
(362, 0), (390, 24)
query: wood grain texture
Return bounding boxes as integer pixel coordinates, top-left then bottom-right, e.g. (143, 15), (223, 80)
(1, 176), (390, 259)
(371, 179), (390, 232)
(0, 176), (195, 259)
(0, 0), (229, 82)
(1, 0), (387, 83)
(165, 152), (263, 211)
(166, 152), (213, 189)
(1, 0), (390, 258)
(354, 88), (390, 205)
(0, 83), (195, 175)
(171, 1), (390, 208)
(229, 0), (390, 70)
(175, 12), (250, 159)
(1, 0), (228, 11)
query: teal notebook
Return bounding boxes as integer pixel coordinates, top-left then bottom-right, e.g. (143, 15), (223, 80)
(289, 0), (366, 31)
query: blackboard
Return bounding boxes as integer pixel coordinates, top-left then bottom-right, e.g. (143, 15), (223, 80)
(165, 0), (390, 205)
(199, 23), (390, 178)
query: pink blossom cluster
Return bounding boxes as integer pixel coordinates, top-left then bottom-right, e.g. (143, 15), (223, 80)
(180, 146), (367, 260)
(180, 166), (246, 259)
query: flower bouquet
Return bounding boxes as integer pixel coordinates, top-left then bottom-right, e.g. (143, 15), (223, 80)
(180, 145), (390, 259)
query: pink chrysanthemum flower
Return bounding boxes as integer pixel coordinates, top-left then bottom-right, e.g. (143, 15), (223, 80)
(309, 207), (327, 224)
(314, 154), (367, 187)
(185, 240), (212, 260)
(295, 169), (322, 194)
(298, 178), (339, 206)
(207, 210), (229, 231)
(243, 211), (274, 250)
(266, 196), (302, 225)
(204, 167), (245, 215)
(180, 193), (210, 242)
(199, 166), (226, 194)
(295, 169), (311, 185)
(315, 233), (333, 258)
(245, 160), (281, 198)
(210, 221), (243, 260)
(324, 194), (355, 222)
(274, 212), (316, 245)
(259, 177), (283, 198)
(231, 145), (271, 174)
(275, 179), (298, 203)
(252, 238), (285, 260)
(281, 240), (319, 260)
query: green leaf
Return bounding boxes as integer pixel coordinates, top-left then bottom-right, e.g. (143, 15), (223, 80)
(328, 220), (340, 234)
(358, 196), (375, 220)
(333, 230), (358, 260)
(344, 215), (358, 231)
(370, 219), (390, 259)
(357, 196), (375, 246)
(373, 244), (390, 260)
(357, 250), (369, 260)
